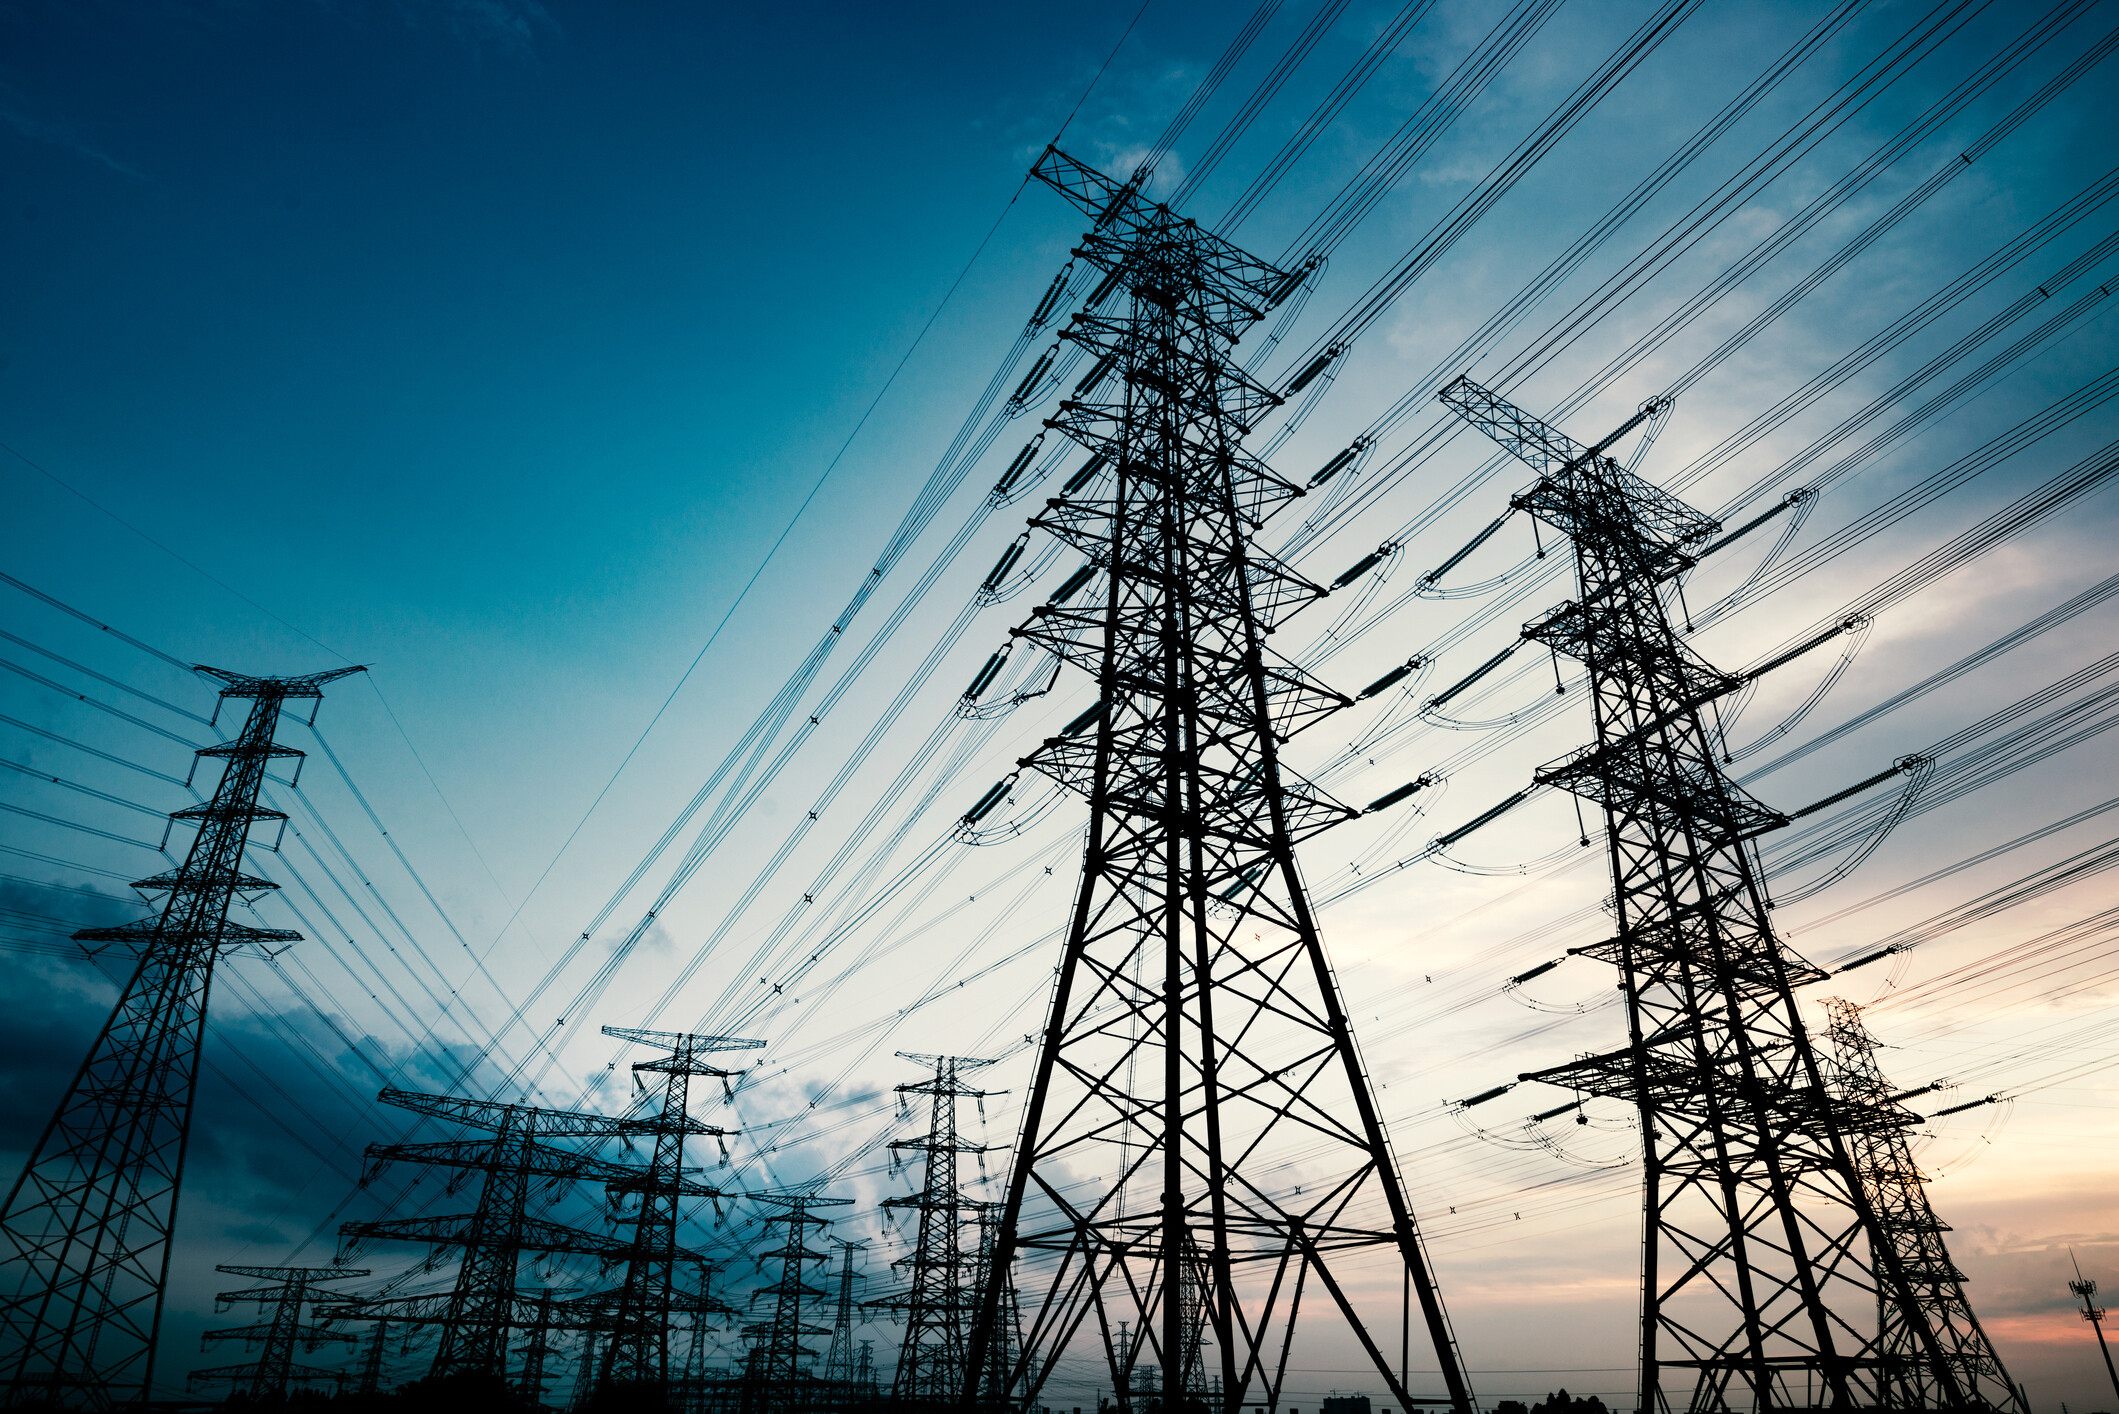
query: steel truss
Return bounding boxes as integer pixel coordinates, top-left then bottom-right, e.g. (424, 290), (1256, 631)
(331, 1088), (692, 1381)
(963, 147), (1473, 1414)
(189, 1264), (366, 1400)
(1821, 1002), (2024, 1413)
(0, 666), (362, 1409)
(1439, 376), (1995, 1413)
(871, 1054), (997, 1402)
(741, 1193), (849, 1414)
(598, 1027), (755, 1392)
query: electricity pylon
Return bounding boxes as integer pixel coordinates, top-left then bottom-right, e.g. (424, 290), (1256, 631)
(1438, 376), (1981, 1412)
(821, 1242), (866, 1396)
(0, 665), (362, 1409)
(872, 1055), (995, 1402)
(598, 1027), (757, 1391)
(1821, 999), (2025, 1411)
(518, 1287), (571, 1405)
(740, 1193), (848, 1414)
(963, 147), (1472, 1414)
(332, 1089), (665, 1380)
(966, 1206), (1020, 1407)
(189, 1264), (366, 1401)
(354, 1315), (409, 1397)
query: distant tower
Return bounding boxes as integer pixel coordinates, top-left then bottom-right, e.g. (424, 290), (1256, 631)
(597, 1028), (756, 1391)
(820, 1241), (866, 1394)
(355, 1316), (398, 1397)
(189, 1264), (367, 1401)
(874, 1054), (995, 1402)
(518, 1288), (570, 1405)
(1823, 1000), (2025, 1411)
(332, 1088), (648, 1380)
(740, 1193), (848, 1414)
(0, 665), (362, 1409)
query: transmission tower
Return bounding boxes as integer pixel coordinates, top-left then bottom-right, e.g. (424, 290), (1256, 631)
(332, 1088), (663, 1380)
(854, 1340), (877, 1400)
(0, 665), (362, 1409)
(740, 1193), (848, 1414)
(518, 1287), (572, 1405)
(1437, 376), (1986, 1412)
(675, 1261), (737, 1414)
(966, 1205), (1020, 1407)
(963, 146), (1472, 1414)
(821, 1241), (866, 1397)
(188, 1264), (367, 1401)
(598, 1027), (758, 1392)
(2071, 1253), (2119, 1406)
(872, 1054), (996, 1402)
(354, 1315), (406, 1397)
(1822, 999), (2026, 1412)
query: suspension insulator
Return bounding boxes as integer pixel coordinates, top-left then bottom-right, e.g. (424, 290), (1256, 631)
(1365, 776), (1433, 813)
(1074, 353), (1117, 398)
(1266, 255), (1319, 308)
(1216, 864), (1265, 901)
(964, 649), (1010, 702)
(1508, 959), (1561, 987)
(981, 538), (1028, 592)
(1309, 439), (1366, 489)
(1330, 542), (1394, 590)
(1050, 564), (1098, 603)
(1009, 348), (1057, 407)
(1028, 263), (1073, 330)
(1357, 658), (1423, 699)
(1061, 453), (1109, 496)
(1061, 700), (1104, 736)
(963, 777), (1015, 825)
(1285, 345), (1341, 396)
(1087, 263), (1125, 307)
(993, 435), (1045, 498)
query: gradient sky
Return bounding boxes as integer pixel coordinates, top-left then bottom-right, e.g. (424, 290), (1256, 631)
(4, 0), (2118, 1408)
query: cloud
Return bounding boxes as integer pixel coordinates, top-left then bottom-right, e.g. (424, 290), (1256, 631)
(0, 87), (147, 180)
(394, 0), (558, 61)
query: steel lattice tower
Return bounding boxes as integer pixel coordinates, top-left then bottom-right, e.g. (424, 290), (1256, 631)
(1438, 377), (1977, 1413)
(963, 147), (1472, 1414)
(0, 665), (362, 1409)
(740, 1193), (848, 1414)
(821, 1242), (866, 1396)
(518, 1287), (569, 1405)
(598, 1027), (756, 1392)
(873, 1054), (995, 1402)
(189, 1264), (366, 1400)
(333, 1089), (658, 1380)
(355, 1315), (401, 1397)
(966, 1206), (1020, 1407)
(1821, 1000), (2024, 1412)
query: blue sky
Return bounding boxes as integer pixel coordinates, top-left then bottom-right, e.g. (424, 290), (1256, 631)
(5, 0), (2119, 1407)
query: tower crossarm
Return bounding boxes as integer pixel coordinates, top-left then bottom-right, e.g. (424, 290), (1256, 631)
(1033, 148), (1290, 338)
(337, 1212), (683, 1264)
(359, 1137), (636, 1187)
(375, 1088), (701, 1138)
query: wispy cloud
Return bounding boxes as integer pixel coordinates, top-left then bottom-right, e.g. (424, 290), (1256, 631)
(0, 85), (147, 180)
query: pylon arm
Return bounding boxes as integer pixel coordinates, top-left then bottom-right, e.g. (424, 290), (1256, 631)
(339, 1212), (688, 1263)
(73, 918), (301, 948)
